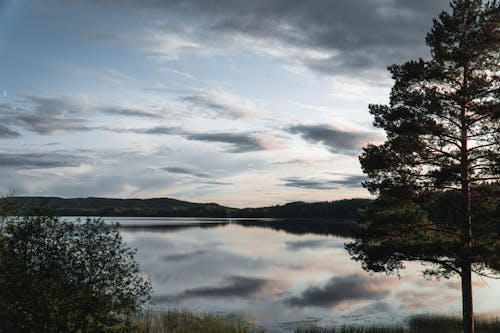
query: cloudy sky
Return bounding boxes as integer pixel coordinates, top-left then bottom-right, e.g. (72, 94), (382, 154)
(0, 0), (450, 207)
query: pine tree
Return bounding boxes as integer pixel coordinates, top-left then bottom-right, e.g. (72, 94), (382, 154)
(347, 1), (499, 332)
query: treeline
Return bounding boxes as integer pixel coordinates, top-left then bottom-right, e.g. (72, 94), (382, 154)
(235, 199), (371, 219)
(8, 196), (372, 220)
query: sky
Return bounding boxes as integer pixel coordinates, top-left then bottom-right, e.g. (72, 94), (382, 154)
(0, 0), (451, 207)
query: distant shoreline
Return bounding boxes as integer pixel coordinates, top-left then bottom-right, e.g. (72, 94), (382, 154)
(6, 196), (371, 220)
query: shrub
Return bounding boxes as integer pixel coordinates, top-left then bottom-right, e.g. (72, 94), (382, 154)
(0, 215), (151, 333)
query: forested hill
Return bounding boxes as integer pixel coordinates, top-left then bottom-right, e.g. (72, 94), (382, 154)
(9, 197), (371, 220)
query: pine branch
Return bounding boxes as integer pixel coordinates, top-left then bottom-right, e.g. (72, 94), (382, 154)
(426, 146), (461, 162)
(470, 176), (500, 183)
(469, 142), (498, 151)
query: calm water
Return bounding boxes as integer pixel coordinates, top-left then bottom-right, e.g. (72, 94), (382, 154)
(104, 217), (499, 331)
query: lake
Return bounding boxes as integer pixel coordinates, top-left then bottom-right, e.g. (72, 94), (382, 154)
(105, 217), (499, 332)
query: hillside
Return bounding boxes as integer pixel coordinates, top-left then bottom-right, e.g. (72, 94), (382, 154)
(9, 196), (371, 220)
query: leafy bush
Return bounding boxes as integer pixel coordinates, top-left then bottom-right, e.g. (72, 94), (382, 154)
(0, 214), (151, 333)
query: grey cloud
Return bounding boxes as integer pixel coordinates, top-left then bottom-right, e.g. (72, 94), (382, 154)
(0, 96), (91, 135)
(7, 165), (178, 198)
(162, 165), (232, 185)
(199, 180), (232, 186)
(129, 126), (183, 135)
(0, 124), (20, 138)
(186, 132), (264, 153)
(162, 166), (211, 178)
(282, 177), (338, 190)
(91, 0), (449, 77)
(331, 175), (367, 187)
(154, 276), (267, 302)
(0, 96), (173, 136)
(181, 94), (249, 119)
(102, 107), (163, 119)
(0, 152), (85, 169)
(126, 126), (264, 153)
(285, 274), (390, 307)
(282, 175), (365, 190)
(288, 124), (379, 155)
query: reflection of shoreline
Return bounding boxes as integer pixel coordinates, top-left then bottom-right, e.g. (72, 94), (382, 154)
(119, 218), (357, 237)
(234, 219), (356, 237)
(119, 222), (228, 232)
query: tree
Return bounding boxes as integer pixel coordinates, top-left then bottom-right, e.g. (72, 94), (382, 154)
(346, 1), (499, 333)
(0, 214), (152, 333)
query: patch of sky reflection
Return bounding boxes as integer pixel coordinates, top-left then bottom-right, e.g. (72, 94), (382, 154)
(118, 218), (500, 332)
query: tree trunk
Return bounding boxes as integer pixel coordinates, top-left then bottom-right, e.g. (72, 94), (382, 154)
(461, 262), (474, 333)
(460, 48), (473, 333)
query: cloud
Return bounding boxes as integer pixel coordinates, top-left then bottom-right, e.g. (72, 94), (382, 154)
(101, 67), (134, 84)
(0, 152), (85, 169)
(329, 175), (367, 187)
(285, 274), (391, 307)
(281, 177), (338, 190)
(288, 124), (380, 155)
(181, 90), (260, 119)
(186, 132), (265, 153)
(127, 126), (183, 135)
(0, 96), (171, 136)
(162, 165), (233, 185)
(281, 174), (366, 190)
(154, 276), (268, 302)
(125, 126), (266, 153)
(87, 0), (449, 78)
(0, 96), (92, 135)
(199, 180), (233, 186)
(102, 107), (163, 119)
(0, 124), (20, 138)
(162, 166), (211, 178)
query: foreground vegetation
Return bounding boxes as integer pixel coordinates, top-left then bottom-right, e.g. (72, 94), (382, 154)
(296, 315), (500, 333)
(132, 311), (500, 333)
(0, 211), (151, 332)
(132, 310), (265, 333)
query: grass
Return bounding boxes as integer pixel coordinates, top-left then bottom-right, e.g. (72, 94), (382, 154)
(132, 309), (266, 333)
(297, 315), (500, 333)
(131, 310), (500, 333)
(295, 326), (405, 333)
(407, 314), (500, 333)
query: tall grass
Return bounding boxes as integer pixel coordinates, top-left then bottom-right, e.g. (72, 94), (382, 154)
(298, 315), (500, 333)
(408, 315), (500, 333)
(131, 310), (500, 333)
(132, 309), (265, 333)
(295, 326), (405, 333)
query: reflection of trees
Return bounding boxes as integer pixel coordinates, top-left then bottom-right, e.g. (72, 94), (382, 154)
(234, 219), (356, 238)
(119, 222), (228, 232)
(119, 219), (357, 237)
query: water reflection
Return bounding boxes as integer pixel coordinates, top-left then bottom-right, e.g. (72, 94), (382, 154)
(114, 218), (500, 332)
(118, 217), (356, 238)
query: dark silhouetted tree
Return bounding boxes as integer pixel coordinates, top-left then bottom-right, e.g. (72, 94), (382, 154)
(346, 1), (499, 333)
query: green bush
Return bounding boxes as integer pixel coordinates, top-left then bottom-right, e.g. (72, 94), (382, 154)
(0, 214), (151, 333)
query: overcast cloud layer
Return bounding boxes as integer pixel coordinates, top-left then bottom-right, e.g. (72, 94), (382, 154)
(0, 0), (450, 206)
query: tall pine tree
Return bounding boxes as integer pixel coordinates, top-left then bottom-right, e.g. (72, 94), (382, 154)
(347, 1), (499, 332)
